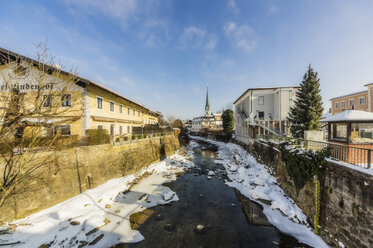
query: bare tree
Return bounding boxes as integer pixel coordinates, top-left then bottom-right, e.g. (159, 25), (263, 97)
(0, 43), (80, 207)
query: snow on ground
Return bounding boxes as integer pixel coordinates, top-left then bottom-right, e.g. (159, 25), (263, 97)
(0, 152), (192, 248)
(191, 136), (329, 248)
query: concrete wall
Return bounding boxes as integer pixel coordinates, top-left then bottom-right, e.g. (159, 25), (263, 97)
(235, 139), (373, 248)
(0, 135), (179, 223)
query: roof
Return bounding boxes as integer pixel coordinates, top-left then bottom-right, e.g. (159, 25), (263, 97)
(233, 86), (301, 104)
(329, 90), (368, 101)
(364, 82), (373, 86)
(321, 112), (332, 119)
(321, 110), (373, 122)
(0, 47), (158, 113)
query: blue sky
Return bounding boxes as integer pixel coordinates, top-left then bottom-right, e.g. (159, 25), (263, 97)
(1, 0), (373, 120)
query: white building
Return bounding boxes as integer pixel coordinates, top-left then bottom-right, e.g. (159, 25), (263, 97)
(191, 87), (223, 133)
(233, 86), (300, 143)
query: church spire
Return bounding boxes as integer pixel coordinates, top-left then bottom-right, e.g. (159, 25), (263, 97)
(205, 86), (211, 115)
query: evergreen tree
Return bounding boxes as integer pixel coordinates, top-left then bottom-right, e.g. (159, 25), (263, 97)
(222, 109), (234, 133)
(288, 65), (324, 138)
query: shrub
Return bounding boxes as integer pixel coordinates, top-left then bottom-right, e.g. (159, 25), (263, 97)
(279, 141), (329, 192)
(86, 129), (110, 145)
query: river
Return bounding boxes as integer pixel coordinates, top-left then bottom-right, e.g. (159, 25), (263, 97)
(124, 140), (311, 248)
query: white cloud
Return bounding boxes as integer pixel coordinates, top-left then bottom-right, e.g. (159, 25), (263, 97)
(269, 6), (279, 14)
(180, 26), (218, 50)
(227, 0), (239, 14)
(223, 21), (256, 52)
(63, 0), (138, 28)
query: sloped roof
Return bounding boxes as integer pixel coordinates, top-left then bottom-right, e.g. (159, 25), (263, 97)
(0, 47), (161, 114)
(321, 110), (373, 122)
(329, 90), (367, 101)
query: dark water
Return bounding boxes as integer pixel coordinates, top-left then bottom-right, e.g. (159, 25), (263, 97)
(125, 140), (310, 248)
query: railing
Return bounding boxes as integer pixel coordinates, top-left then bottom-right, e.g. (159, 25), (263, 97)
(112, 131), (173, 145)
(306, 140), (372, 169)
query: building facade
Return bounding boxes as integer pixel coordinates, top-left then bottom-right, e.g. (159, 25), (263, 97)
(0, 48), (161, 138)
(233, 86), (300, 143)
(330, 83), (373, 115)
(191, 87), (223, 133)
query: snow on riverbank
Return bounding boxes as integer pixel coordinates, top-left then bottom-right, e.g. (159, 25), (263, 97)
(0, 152), (192, 248)
(191, 136), (329, 248)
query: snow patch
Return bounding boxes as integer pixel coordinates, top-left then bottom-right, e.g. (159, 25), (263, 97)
(191, 136), (329, 248)
(0, 152), (190, 247)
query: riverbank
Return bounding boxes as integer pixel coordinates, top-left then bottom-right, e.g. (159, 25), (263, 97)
(189, 136), (328, 248)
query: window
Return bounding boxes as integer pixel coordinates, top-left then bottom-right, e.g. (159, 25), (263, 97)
(54, 125), (71, 136)
(331, 123), (347, 140)
(341, 101), (345, 108)
(335, 102), (339, 108)
(97, 97), (103, 110)
(14, 66), (28, 77)
(97, 125), (103, 130)
(138, 110), (140, 117)
(289, 91), (293, 100)
(42, 95), (52, 107)
(352, 123), (373, 140)
(349, 99), (354, 107)
(119, 126), (123, 135)
(359, 97), (365, 105)
(61, 94), (72, 107)
(110, 101), (115, 112)
(133, 109), (135, 116)
(258, 96), (264, 105)
(127, 107), (130, 115)
(127, 126), (131, 133)
(258, 111), (264, 120)
(119, 104), (123, 113)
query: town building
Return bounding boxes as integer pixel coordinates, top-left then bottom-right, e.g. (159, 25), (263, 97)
(330, 83), (373, 115)
(233, 86), (300, 144)
(191, 87), (223, 133)
(0, 47), (161, 138)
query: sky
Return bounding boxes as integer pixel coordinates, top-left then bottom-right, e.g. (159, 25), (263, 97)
(1, 0), (373, 120)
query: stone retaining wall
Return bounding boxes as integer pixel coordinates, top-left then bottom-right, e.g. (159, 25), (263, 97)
(0, 135), (179, 223)
(236, 139), (373, 248)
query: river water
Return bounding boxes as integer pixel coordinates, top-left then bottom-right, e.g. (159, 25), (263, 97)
(125, 140), (310, 248)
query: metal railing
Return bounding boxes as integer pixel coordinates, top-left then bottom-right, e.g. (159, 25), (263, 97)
(306, 140), (372, 169)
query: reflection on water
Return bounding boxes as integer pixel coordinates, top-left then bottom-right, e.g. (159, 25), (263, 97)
(126, 140), (311, 248)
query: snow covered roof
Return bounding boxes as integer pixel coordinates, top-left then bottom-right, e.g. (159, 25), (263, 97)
(320, 112), (332, 119)
(321, 110), (373, 122)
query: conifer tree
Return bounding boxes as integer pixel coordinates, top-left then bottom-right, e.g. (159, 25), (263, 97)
(288, 65), (324, 138)
(222, 109), (234, 133)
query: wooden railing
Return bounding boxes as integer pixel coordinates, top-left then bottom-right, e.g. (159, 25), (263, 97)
(306, 140), (372, 169)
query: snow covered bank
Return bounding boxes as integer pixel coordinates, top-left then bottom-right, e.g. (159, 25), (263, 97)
(0, 152), (193, 248)
(191, 136), (329, 248)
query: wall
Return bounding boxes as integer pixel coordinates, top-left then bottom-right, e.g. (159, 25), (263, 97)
(235, 139), (373, 248)
(331, 91), (368, 115)
(87, 85), (144, 134)
(0, 134), (179, 223)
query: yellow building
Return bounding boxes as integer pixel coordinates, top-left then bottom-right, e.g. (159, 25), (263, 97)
(0, 47), (161, 138)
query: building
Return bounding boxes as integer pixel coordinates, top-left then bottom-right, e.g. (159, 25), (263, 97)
(321, 110), (373, 167)
(330, 83), (373, 115)
(191, 87), (223, 133)
(233, 86), (300, 143)
(0, 47), (161, 138)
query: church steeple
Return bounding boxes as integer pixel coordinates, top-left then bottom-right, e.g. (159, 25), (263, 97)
(205, 86), (211, 116)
